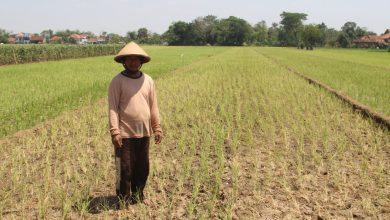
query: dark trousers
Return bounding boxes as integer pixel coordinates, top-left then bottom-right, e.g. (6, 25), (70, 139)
(115, 137), (150, 201)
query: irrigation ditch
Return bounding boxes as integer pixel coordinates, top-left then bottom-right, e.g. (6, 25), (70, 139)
(254, 48), (390, 131)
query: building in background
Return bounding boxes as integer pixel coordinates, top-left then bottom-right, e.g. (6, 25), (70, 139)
(49, 36), (63, 44)
(30, 35), (45, 44)
(353, 28), (390, 48)
(7, 37), (16, 44)
(70, 34), (89, 44)
(15, 33), (31, 44)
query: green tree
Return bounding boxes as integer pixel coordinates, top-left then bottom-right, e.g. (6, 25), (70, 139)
(216, 16), (251, 46)
(339, 22), (364, 47)
(163, 21), (192, 45)
(316, 23), (327, 46)
(202, 15), (219, 45)
(137, 28), (149, 43)
(324, 28), (341, 47)
(356, 26), (376, 37)
(279, 12), (308, 46)
(189, 17), (208, 45)
(107, 33), (123, 44)
(0, 28), (11, 43)
(192, 15), (220, 45)
(341, 22), (357, 40)
(41, 29), (53, 42)
(267, 23), (280, 46)
(148, 32), (163, 45)
(337, 33), (350, 48)
(252, 21), (268, 45)
(302, 24), (322, 50)
(126, 31), (137, 42)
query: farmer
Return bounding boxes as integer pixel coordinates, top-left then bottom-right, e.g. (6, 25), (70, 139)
(108, 42), (162, 204)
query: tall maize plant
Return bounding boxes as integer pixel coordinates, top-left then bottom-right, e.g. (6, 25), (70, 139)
(0, 44), (122, 65)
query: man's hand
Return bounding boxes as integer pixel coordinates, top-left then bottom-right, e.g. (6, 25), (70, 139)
(112, 134), (123, 148)
(154, 131), (162, 144)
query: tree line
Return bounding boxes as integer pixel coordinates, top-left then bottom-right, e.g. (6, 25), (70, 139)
(0, 12), (385, 49)
(162, 12), (380, 49)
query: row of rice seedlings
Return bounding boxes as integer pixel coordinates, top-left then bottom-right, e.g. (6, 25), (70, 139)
(253, 48), (387, 218)
(192, 48), (390, 218)
(0, 100), (113, 218)
(266, 51), (386, 218)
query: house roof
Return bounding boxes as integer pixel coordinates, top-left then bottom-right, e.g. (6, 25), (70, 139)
(381, 32), (390, 39)
(8, 37), (16, 43)
(71, 34), (89, 40)
(88, 38), (98, 43)
(353, 35), (386, 44)
(353, 28), (390, 43)
(50, 36), (62, 41)
(79, 34), (88, 38)
(15, 33), (24, 38)
(30, 36), (44, 41)
(70, 34), (81, 39)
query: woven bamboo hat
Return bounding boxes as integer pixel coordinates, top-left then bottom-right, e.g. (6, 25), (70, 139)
(114, 42), (151, 64)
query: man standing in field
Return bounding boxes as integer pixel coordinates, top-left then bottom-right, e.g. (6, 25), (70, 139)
(108, 42), (162, 205)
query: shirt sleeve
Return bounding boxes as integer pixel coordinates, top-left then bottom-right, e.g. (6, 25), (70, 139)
(149, 79), (162, 134)
(108, 77), (121, 136)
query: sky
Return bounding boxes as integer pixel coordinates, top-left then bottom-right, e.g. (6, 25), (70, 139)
(1, 0), (389, 36)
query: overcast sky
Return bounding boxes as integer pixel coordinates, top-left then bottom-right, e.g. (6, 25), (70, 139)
(1, 0), (389, 35)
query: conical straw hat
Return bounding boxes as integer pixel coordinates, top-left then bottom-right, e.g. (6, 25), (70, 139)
(114, 42), (151, 63)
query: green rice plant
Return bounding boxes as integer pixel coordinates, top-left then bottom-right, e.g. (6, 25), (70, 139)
(257, 47), (390, 117)
(306, 48), (390, 69)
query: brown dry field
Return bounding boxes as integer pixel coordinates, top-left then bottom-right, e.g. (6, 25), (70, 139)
(1, 48), (389, 219)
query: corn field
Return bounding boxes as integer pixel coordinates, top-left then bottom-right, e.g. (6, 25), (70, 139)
(0, 44), (123, 65)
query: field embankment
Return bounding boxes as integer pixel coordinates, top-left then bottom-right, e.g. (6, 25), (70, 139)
(1, 47), (389, 219)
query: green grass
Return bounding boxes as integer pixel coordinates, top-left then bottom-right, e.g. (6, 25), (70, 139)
(0, 46), (228, 138)
(256, 47), (390, 116)
(310, 48), (390, 69)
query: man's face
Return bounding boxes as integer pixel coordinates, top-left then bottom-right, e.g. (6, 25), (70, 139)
(124, 55), (142, 72)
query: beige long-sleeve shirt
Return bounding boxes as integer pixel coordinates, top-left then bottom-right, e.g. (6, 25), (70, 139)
(108, 71), (161, 138)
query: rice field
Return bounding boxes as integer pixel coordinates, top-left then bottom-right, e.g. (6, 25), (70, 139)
(0, 47), (389, 219)
(0, 46), (228, 138)
(257, 47), (390, 117)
